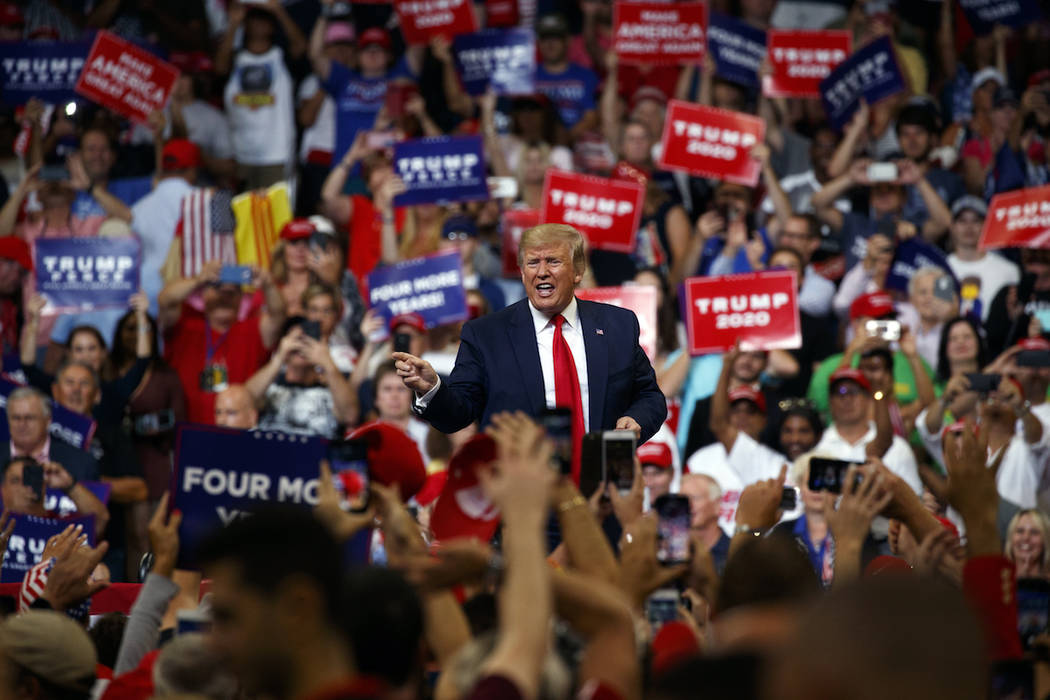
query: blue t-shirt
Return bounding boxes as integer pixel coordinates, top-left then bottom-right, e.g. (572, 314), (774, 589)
(71, 176), (152, 219)
(322, 59), (414, 166)
(534, 63), (598, 129)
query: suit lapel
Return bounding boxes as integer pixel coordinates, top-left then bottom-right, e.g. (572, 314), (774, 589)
(508, 300), (546, 415)
(578, 299), (607, 432)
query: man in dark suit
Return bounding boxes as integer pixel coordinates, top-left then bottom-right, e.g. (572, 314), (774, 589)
(395, 223), (666, 459)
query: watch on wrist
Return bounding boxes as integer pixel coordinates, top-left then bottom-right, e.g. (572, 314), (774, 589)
(733, 522), (764, 537)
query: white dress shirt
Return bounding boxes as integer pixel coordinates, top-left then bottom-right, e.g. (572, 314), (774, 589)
(814, 421), (922, 494)
(415, 298), (592, 430)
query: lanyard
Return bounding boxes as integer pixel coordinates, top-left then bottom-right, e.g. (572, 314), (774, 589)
(204, 325), (230, 365)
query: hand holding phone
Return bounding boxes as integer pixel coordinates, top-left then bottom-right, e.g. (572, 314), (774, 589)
(654, 494), (691, 565)
(328, 439), (370, 512)
(964, 372), (1001, 395)
(807, 457), (864, 494)
(539, 408), (574, 475)
(219, 265), (253, 285)
(602, 431), (636, 491)
(865, 319), (901, 341)
(393, 332), (412, 355)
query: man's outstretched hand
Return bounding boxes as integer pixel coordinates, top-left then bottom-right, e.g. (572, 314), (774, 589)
(393, 352), (439, 395)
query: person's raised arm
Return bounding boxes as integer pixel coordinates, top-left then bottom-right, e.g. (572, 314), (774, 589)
(348, 310), (384, 391)
(158, 261), (218, 329)
(20, 294), (45, 369)
(897, 160), (952, 241)
(305, 335), (359, 426)
(675, 64), (697, 101)
(476, 412), (555, 700)
(824, 464), (892, 587)
(813, 159), (870, 231)
(245, 331), (297, 404)
(255, 267), (286, 349)
(262, 0), (306, 59)
(478, 91), (511, 178)
(214, 2), (246, 76)
(68, 153), (132, 222)
(376, 176), (406, 264)
(899, 325), (936, 410)
(431, 36), (473, 118)
(0, 164), (39, 237)
(937, 0), (958, 87)
(550, 477), (620, 585)
(755, 143), (792, 233)
(308, 1), (331, 81)
(321, 132), (370, 226)
(729, 465), (787, 557)
(866, 377), (894, 459)
(827, 100), (869, 179)
(710, 345), (740, 452)
(44, 461), (109, 538)
(999, 376), (1043, 445)
(600, 51), (620, 150)
(698, 53), (715, 106)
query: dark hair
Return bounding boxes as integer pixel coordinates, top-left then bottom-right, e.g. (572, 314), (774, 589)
(636, 266), (679, 355)
(895, 102), (941, 136)
(54, 359), (100, 393)
(88, 612), (127, 669)
(767, 246), (804, 270)
(0, 456), (38, 481)
(778, 405), (824, 444)
(935, 316), (988, 383)
(196, 506), (344, 621)
(715, 535), (820, 615)
(106, 308), (167, 381)
(859, 346), (894, 371)
(341, 566), (424, 688)
(66, 326), (106, 353)
(648, 653), (762, 700)
(372, 360), (399, 403)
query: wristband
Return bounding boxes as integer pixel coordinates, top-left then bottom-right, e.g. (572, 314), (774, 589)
(733, 522), (764, 537)
(557, 495), (587, 513)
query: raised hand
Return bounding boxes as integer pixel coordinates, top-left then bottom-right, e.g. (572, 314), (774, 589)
(148, 492), (182, 577)
(42, 536), (110, 610)
(619, 514), (688, 609)
(314, 460), (375, 543)
(393, 351), (439, 395)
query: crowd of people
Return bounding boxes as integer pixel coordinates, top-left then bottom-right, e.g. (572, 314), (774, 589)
(1, 0), (1050, 696)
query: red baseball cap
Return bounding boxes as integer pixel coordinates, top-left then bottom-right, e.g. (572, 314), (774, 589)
(650, 621), (701, 677)
(630, 85), (668, 110)
(0, 2), (24, 26)
(0, 236), (33, 273)
(430, 435), (501, 543)
(279, 218), (315, 241)
(1017, 337), (1050, 351)
(161, 139), (201, 171)
(637, 441), (672, 469)
(829, 367), (872, 394)
(358, 27), (391, 50)
(168, 51), (213, 74)
(727, 386), (767, 413)
(348, 422), (426, 499)
(389, 312), (426, 334)
(1028, 69), (1050, 87)
(849, 291), (895, 320)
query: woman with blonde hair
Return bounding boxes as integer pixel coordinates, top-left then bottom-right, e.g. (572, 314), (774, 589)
(1006, 509), (1050, 579)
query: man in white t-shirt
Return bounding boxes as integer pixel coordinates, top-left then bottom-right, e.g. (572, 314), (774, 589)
(946, 196), (1020, 321)
(815, 368), (921, 494)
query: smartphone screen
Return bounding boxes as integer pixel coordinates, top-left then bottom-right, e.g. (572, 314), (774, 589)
(328, 439), (370, 512)
(645, 588), (681, 632)
(300, 320), (322, 340)
(1016, 350), (1050, 368)
(780, 486), (798, 511)
(1017, 578), (1050, 651)
(865, 319), (901, 341)
(219, 265), (253, 285)
(654, 494), (691, 565)
(540, 408), (574, 475)
(22, 462), (43, 502)
(602, 432), (636, 491)
(965, 372), (1001, 394)
(393, 332), (412, 355)
(807, 457), (863, 494)
(175, 610), (213, 636)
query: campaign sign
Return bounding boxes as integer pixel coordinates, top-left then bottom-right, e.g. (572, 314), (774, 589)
(979, 184), (1050, 249)
(485, 0), (519, 26)
(0, 40), (93, 107)
(0, 374), (97, 451)
(367, 251), (469, 334)
(708, 12), (767, 88)
(764, 30), (851, 98)
(683, 270), (801, 355)
(392, 135), (489, 207)
(577, 286), (658, 362)
(1, 513), (95, 583)
(74, 31), (179, 124)
(612, 1), (707, 65)
(453, 29), (535, 96)
(960, 0), (1041, 34)
(540, 170), (644, 253)
(395, 0), (478, 45)
(885, 239), (957, 294)
(34, 238), (140, 314)
(45, 481), (112, 518)
(171, 424), (327, 568)
(501, 208), (541, 278)
(657, 101), (765, 186)
(820, 36), (906, 131)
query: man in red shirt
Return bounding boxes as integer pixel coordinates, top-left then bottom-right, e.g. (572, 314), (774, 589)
(158, 260), (286, 424)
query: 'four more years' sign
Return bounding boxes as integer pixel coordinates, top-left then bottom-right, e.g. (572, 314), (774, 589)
(819, 36), (906, 131)
(683, 270), (801, 356)
(612, 1), (707, 65)
(707, 12), (767, 88)
(171, 424), (328, 568)
(979, 184), (1050, 249)
(960, 0), (1042, 34)
(366, 251), (469, 337)
(540, 170), (644, 253)
(1, 513), (96, 583)
(34, 238), (140, 313)
(73, 31), (179, 124)
(658, 101), (765, 186)
(395, 0), (478, 44)
(392, 135), (489, 206)
(764, 30), (851, 98)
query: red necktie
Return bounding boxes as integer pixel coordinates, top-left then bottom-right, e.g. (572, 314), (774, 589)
(552, 314), (585, 483)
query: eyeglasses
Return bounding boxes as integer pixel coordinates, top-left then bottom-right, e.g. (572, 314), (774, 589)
(779, 398), (817, 412)
(831, 385), (866, 399)
(444, 231), (471, 241)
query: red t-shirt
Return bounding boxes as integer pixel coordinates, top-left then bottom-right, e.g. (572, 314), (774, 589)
(163, 304), (269, 425)
(346, 195), (406, 286)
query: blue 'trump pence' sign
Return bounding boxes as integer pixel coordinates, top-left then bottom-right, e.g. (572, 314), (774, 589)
(35, 238), (140, 313)
(1, 513), (96, 583)
(0, 40), (93, 106)
(392, 135), (489, 206)
(959, 0), (1041, 34)
(453, 28), (536, 96)
(367, 251), (468, 336)
(820, 36), (906, 130)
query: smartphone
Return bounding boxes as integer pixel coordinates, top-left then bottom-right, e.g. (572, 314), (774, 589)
(22, 461), (43, 502)
(309, 231), (332, 251)
(385, 84), (419, 120)
(1016, 350), (1050, 368)
(1017, 578), (1050, 651)
(300, 320), (322, 340)
(865, 319), (901, 341)
(365, 130), (398, 150)
(602, 431), (636, 492)
(328, 439), (370, 512)
(990, 659), (1034, 700)
(780, 485), (798, 511)
(1019, 273), (1037, 305)
(654, 494), (692, 565)
(807, 457), (864, 494)
(580, 432), (603, 498)
(219, 265), (253, 285)
(866, 162), (898, 182)
(175, 609), (212, 636)
(488, 176), (518, 199)
(134, 409), (176, 436)
(39, 164), (70, 181)
(393, 332), (412, 355)
(646, 588), (681, 631)
(965, 372), (1002, 394)
(540, 408), (574, 475)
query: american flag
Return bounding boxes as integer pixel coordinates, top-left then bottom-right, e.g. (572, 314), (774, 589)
(177, 188), (237, 278)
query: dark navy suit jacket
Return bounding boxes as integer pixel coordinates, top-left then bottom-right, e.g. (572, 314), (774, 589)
(420, 298), (666, 443)
(0, 438), (99, 483)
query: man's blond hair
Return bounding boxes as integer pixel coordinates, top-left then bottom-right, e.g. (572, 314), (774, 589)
(517, 223), (587, 276)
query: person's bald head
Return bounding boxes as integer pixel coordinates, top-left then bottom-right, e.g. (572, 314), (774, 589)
(214, 385), (258, 429)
